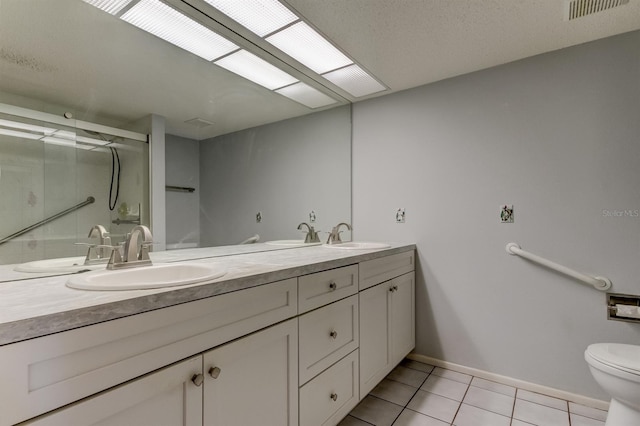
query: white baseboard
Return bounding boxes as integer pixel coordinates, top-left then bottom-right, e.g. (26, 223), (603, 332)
(407, 353), (610, 411)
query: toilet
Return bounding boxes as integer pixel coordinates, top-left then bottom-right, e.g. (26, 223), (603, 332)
(585, 343), (640, 426)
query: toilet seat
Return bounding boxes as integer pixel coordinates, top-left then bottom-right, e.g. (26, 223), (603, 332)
(586, 343), (640, 376)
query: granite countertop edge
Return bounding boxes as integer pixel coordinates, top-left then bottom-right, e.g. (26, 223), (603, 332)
(0, 244), (416, 346)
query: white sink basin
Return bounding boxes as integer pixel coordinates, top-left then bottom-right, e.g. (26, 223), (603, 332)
(66, 263), (227, 291)
(265, 240), (321, 247)
(14, 257), (106, 273)
(323, 242), (391, 250)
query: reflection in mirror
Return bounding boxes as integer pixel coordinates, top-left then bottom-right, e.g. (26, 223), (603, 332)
(0, 106), (149, 267)
(0, 0), (352, 280)
(166, 105), (351, 249)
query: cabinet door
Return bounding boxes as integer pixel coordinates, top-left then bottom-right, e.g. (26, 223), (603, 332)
(359, 281), (391, 398)
(359, 272), (415, 399)
(203, 319), (298, 426)
(24, 356), (203, 426)
(390, 272), (415, 366)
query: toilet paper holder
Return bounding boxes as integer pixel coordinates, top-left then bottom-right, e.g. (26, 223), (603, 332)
(607, 293), (640, 323)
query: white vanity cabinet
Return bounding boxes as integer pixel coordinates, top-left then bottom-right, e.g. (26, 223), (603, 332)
(202, 318), (298, 426)
(298, 266), (361, 426)
(23, 356), (204, 426)
(2, 278), (297, 426)
(24, 319), (298, 426)
(359, 252), (416, 398)
(2, 247), (416, 426)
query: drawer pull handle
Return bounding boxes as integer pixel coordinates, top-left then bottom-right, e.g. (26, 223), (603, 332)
(191, 374), (204, 387)
(330, 393), (338, 401)
(329, 281), (337, 291)
(329, 330), (338, 339)
(209, 366), (221, 379)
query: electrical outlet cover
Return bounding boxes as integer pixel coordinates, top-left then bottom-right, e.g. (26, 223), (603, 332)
(500, 205), (514, 223)
(396, 208), (405, 223)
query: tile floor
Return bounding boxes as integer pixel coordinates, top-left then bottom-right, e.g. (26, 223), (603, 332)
(339, 359), (608, 426)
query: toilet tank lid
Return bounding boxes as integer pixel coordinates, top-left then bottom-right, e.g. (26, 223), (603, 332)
(587, 343), (640, 373)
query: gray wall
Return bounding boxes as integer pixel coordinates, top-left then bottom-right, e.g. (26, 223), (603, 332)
(199, 105), (351, 246)
(352, 30), (640, 399)
(165, 134), (200, 248)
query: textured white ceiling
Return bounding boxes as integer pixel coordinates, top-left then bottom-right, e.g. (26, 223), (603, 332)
(0, 0), (639, 139)
(286, 0), (640, 93)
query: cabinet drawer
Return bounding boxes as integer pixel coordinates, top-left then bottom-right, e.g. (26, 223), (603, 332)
(299, 350), (359, 426)
(359, 251), (415, 290)
(0, 278), (297, 426)
(299, 295), (359, 385)
(298, 265), (358, 313)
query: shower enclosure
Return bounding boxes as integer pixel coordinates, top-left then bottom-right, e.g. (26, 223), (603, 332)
(0, 104), (149, 265)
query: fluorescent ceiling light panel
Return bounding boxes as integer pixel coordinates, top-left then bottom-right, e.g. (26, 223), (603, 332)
(215, 50), (298, 90)
(82, 0), (133, 15)
(76, 135), (110, 146)
(0, 128), (42, 140)
(266, 22), (352, 74)
(0, 118), (56, 135)
(41, 137), (76, 148)
(121, 0), (238, 61)
(275, 82), (336, 109)
(203, 0), (298, 37)
(323, 64), (386, 98)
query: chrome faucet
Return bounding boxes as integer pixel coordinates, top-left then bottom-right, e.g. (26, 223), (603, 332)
(107, 225), (153, 269)
(326, 222), (352, 244)
(297, 222), (321, 243)
(78, 225), (112, 265)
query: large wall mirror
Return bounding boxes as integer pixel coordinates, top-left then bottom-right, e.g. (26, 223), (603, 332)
(0, 0), (351, 277)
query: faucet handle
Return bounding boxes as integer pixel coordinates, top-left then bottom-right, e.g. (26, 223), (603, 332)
(138, 242), (158, 260)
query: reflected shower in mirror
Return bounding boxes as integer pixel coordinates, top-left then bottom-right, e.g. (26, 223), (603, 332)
(0, 0), (352, 272)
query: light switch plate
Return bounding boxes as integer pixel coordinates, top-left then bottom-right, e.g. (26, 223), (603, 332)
(309, 210), (316, 223)
(256, 211), (262, 223)
(396, 208), (405, 223)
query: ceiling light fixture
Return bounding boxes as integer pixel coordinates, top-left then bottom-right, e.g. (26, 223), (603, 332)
(121, 0), (238, 61)
(204, 0), (387, 98)
(84, 0), (385, 108)
(323, 64), (386, 98)
(82, 0), (133, 15)
(202, 0), (297, 37)
(276, 82), (337, 109)
(266, 22), (352, 74)
(215, 49), (298, 90)
(0, 128), (42, 141)
(0, 118), (57, 135)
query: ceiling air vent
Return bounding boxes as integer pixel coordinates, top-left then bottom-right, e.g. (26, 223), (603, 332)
(184, 117), (214, 128)
(565, 0), (630, 20)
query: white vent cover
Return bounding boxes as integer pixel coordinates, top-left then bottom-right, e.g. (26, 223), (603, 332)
(184, 118), (214, 128)
(565, 0), (630, 20)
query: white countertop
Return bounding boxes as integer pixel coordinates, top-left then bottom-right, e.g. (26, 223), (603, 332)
(0, 243), (415, 346)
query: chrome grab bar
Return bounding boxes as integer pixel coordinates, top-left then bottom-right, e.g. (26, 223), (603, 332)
(506, 243), (611, 291)
(0, 196), (95, 245)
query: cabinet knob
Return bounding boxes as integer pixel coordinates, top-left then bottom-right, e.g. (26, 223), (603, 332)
(389, 286), (394, 292)
(191, 373), (204, 387)
(329, 281), (337, 291)
(330, 393), (338, 401)
(208, 366), (221, 379)
(329, 330), (338, 339)
(393, 285), (398, 291)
